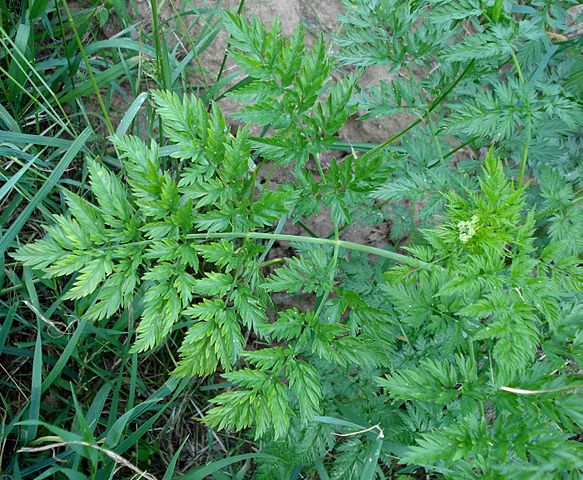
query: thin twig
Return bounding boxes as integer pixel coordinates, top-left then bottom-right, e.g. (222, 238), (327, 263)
(18, 441), (158, 480)
(333, 423), (384, 439)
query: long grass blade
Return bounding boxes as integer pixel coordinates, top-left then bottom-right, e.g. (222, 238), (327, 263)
(177, 453), (276, 480)
(0, 156), (38, 201)
(23, 325), (43, 444)
(360, 437), (383, 480)
(0, 126), (92, 256)
(41, 318), (88, 393)
(0, 130), (72, 148)
(115, 92), (148, 136)
(0, 102), (19, 131)
(162, 436), (189, 480)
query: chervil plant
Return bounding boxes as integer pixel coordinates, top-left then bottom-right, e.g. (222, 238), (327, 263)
(12, 0), (582, 478)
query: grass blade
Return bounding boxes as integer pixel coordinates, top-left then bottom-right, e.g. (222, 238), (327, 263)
(0, 130), (73, 148)
(0, 126), (92, 257)
(23, 324), (43, 444)
(360, 437), (383, 480)
(162, 436), (189, 480)
(29, 0), (50, 19)
(85, 383), (112, 435)
(58, 60), (137, 106)
(41, 318), (88, 393)
(115, 92), (148, 136)
(61, 0), (114, 134)
(313, 458), (331, 480)
(0, 302), (16, 353)
(177, 453), (276, 480)
(0, 156), (38, 201)
(0, 102), (19, 131)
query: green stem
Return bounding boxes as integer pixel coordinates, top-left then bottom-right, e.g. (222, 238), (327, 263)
(259, 257), (285, 268)
(255, 216), (287, 270)
(510, 50), (525, 85)
(151, 0), (168, 89)
(88, 232), (429, 270)
(314, 154), (326, 181)
(492, 0), (504, 23)
(313, 225), (340, 319)
(182, 232), (430, 269)
(150, 0), (168, 151)
(0, 280), (38, 296)
(510, 50), (531, 185)
(55, 5), (77, 92)
(535, 195), (583, 218)
(426, 112), (445, 166)
(444, 136), (479, 160)
(296, 220), (319, 238)
(62, 0), (114, 135)
(360, 60), (475, 162)
(518, 120), (531, 186)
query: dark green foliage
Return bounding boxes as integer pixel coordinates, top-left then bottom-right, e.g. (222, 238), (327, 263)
(377, 154), (582, 477)
(6, 0), (582, 478)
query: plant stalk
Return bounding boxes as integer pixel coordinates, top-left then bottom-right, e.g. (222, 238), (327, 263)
(62, 0), (115, 135)
(359, 59), (476, 162)
(183, 231), (430, 269)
